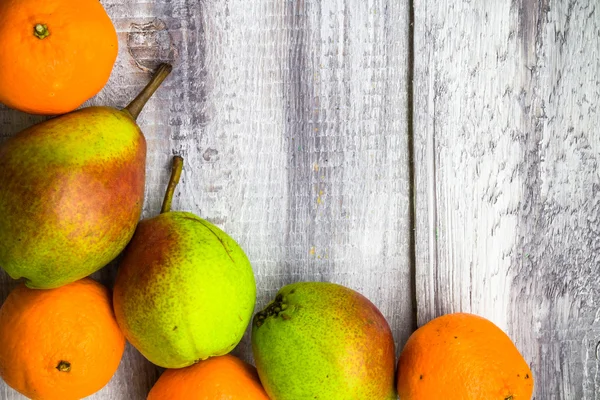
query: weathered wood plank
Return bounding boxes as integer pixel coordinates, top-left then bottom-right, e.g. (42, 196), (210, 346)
(415, 0), (600, 398)
(0, 0), (412, 398)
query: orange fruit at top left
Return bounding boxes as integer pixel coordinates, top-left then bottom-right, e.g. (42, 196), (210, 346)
(0, 0), (118, 115)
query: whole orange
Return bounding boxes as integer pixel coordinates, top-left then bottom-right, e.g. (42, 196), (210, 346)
(397, 313), (534, 399)
(0, 0), (118, 115)
(0, 278), (126, 400)
(147, 354), (270, 400)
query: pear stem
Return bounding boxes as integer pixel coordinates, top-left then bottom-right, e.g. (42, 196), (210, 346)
(124, 63), (173, 121)
(161, 156), (184, 214)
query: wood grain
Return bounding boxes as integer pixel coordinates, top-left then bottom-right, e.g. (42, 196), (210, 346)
(414, 0), (600, 398)
(0, 0), (412, 398)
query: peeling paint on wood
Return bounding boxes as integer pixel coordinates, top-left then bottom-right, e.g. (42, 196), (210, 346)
(415, 0), (600, 398)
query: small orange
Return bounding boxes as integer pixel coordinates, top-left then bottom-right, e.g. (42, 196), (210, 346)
(397, 313), (534, 399)
(147, 354), (270, 400)
(0, 0), (118, 115)
(0, 278), (125, 400)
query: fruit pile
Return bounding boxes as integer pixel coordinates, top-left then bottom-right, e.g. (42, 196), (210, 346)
(0, 0), (534, 399)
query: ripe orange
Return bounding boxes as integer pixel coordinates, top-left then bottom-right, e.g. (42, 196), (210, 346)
(0, 278), (126, 400)
(397, 313), (534, 399)
(0, 0), (118, 115)
(147, 354), (270, 400)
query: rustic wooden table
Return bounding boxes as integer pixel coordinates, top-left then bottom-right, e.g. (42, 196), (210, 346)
(0, 0), (597, 399)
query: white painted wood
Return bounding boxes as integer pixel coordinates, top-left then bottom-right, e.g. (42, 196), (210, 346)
(415, 0), (600, 398)
(0, 0), (412, 398)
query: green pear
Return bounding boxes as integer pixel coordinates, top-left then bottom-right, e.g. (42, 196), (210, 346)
(252, 282), (397, 400)
(0, 64), (172, 289)
(113, 157), (257, 368)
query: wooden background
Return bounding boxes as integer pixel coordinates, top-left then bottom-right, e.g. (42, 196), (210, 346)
(0, 0), (597, 398)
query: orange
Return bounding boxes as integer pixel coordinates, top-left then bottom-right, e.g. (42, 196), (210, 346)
(147, 354), (270, 400)
(0, 278), (126, 400)
(397, 313), (534, 399)
(0, 0), (118, 115)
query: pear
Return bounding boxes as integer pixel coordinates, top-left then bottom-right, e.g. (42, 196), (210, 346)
(252, 282), (397, 400)
(113, 157), (257, 369)
(0, 64), (172, 289)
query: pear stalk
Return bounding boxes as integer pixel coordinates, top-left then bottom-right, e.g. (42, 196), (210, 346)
(161, 156), (184, 214)
(125, 64), (173, 121)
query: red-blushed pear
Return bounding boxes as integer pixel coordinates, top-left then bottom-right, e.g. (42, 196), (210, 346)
(0, 64), (172, 289)
(113, 157), (257, 369)
(252, 282), (397, 400)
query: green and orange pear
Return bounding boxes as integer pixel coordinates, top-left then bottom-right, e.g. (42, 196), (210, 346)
(252, 281), (397, 400)
(114, 157), (257, 368)
(0, 64), (172, 289)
